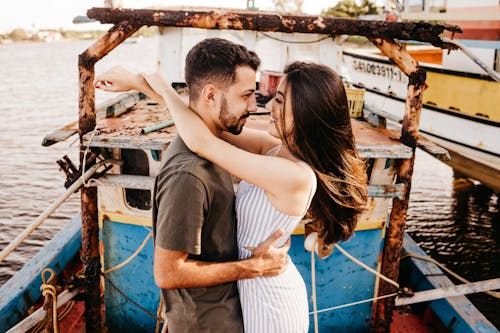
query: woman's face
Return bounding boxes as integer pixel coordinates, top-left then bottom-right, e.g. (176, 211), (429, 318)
(266, 78), (294, 140)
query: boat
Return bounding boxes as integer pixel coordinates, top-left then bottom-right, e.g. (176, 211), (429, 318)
(342, 1), (500, 193)
(0, 7), (499, 333)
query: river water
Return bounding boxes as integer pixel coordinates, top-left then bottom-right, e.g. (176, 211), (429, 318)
(0, 38), (498, 327)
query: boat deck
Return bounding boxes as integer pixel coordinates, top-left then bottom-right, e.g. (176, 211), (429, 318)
(43, 95), (413, 159)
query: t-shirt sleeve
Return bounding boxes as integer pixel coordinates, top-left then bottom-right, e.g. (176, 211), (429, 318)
(154, 171), (208, 255)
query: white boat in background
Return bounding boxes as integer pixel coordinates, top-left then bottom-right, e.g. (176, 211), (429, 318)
(343, 1), (500, 192)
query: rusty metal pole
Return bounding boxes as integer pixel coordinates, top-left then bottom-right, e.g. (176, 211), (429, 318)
(369, 39), (427, 332)
(78, 21), (140, 332)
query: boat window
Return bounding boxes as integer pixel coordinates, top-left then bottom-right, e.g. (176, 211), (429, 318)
(122, 149), (151, 210)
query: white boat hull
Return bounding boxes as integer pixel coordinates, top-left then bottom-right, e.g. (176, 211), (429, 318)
(343, 52), (500, 191)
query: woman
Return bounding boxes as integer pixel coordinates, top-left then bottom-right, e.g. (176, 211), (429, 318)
(96, 61), (367, 332)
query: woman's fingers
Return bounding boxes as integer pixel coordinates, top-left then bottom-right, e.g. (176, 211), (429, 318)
(94, 66), (133, 91)
(94, 79), (114, 90)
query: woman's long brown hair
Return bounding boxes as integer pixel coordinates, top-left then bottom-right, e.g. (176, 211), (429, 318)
(280, 61), (368, 244)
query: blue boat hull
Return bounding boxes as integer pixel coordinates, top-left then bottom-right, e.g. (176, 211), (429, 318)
(101, 219), (384, 333)
(1, 219), (497, 333)
(0, 216), (82, 333)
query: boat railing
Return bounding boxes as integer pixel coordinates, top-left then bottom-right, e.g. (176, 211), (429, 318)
(0, 160), (111, 263)
(442, 37), (500, 83)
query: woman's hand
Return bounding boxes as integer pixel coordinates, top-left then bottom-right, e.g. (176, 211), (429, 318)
(94, 66), (142, 92)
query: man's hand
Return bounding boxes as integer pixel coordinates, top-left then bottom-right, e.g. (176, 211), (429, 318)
(248, 229), (290, 278)
(94, 66), (142, 92)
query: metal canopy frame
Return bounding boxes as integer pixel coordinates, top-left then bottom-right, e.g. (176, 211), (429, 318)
(77, 7), (462, 332)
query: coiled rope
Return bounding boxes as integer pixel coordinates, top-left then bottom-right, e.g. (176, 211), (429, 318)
(40, 268), (59, 333)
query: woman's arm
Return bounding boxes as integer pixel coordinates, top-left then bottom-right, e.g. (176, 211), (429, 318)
(94, 66), (165, 105)
(95, 67), (278, 155)
(95, 67), (313, 210)
(220, 127), (280, 155)
(142, 73), (312, 205)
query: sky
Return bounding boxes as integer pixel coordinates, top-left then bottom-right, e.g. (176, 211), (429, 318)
(0, 0), (355, 33)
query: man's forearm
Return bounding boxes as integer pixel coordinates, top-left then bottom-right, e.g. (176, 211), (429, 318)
(154, 257), (262, 289)
(153, 231), (289, 289)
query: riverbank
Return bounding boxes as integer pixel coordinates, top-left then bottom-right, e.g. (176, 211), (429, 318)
(0, 26), (157, 45)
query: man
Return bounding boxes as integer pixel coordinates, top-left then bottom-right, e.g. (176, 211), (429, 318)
(95, 38), (289, 332)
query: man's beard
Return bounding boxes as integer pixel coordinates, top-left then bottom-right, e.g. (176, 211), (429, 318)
(219, 95), (248, 135)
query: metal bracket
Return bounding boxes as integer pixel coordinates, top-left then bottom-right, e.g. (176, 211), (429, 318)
(57, 154), (112, 189)
(368, 184), (405, 200)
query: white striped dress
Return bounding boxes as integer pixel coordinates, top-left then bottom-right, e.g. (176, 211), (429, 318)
(236, 158), (316, 333)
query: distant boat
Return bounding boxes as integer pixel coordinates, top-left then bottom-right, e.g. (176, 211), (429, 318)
(343, 1), (500, 192)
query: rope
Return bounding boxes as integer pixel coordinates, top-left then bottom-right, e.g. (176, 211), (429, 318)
(103, 231), (153, 274)
(7, 288), (81, 333)
(40, 268), (59, 333)
(307, 236), (400, 320)
(334, 243), (400, 288)
(261, 32), (334, 44)
(402, 251), (500, 299)
(309, 292), (399, 315)
(102, 273), (161, 321)
(82, 125), (100, 187)
(155, 293), (165, 333)
(84, 257), (101, 286)
(306, 233), (402, 326)
(311, 248), (319, 333)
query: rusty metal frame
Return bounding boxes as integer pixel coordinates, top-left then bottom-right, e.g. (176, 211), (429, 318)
(78, 7), (462, 332)
(78, 20), (140, 332)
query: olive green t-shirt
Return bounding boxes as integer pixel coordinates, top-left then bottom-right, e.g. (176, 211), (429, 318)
(152, 136), (243, 332)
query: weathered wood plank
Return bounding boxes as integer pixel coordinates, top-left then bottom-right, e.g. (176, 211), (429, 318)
(96, 174), (155, 189)
(42, 92), (145, 146)
(368, 184), (404, 200)
(79, 99), (413, 158)
(417, 140), (450, 161)
(42, 125), (78, 146)
(84, 135), (171, 151)
(363, 105), (450, 161)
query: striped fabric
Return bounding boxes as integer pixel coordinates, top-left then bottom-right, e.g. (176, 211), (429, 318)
(236, 161), (316, 333)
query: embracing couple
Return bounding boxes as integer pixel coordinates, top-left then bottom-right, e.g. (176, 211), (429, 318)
(95, 38), (367, 333)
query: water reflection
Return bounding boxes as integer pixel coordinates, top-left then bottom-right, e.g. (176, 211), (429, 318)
(406, 156), (500, 327)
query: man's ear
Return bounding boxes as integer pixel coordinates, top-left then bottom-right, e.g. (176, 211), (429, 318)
(200, 84), (218, 106)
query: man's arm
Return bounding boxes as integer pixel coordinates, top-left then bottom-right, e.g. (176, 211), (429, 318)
(154, 229), (290, 289)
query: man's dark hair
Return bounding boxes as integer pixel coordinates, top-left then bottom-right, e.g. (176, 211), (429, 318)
(185, 38), (260, 101)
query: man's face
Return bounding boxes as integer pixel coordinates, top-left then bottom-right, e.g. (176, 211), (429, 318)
(217, 65), (257, 135)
